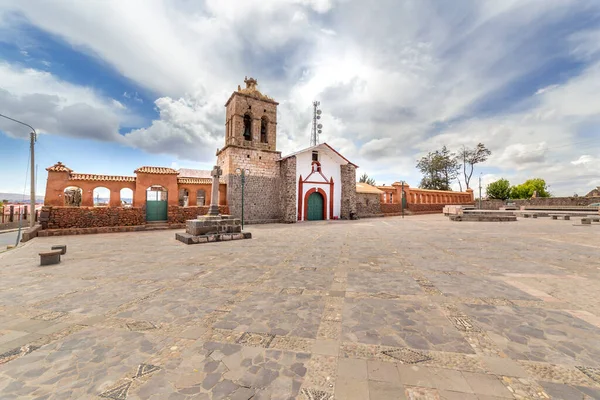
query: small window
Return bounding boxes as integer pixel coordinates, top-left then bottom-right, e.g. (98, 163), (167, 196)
(312, 151), (319, 162)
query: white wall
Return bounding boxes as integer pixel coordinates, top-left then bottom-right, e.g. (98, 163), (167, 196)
(295, 148), (343, 220)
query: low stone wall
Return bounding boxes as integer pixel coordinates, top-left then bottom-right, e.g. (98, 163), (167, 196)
(168, 205), (230, 224)
(356, 193), (382, 218)
(40, 206), (145, 229)
(481, 197), (600, 210)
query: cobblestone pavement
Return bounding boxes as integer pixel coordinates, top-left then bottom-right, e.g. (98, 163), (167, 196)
(1, 215), (600, 399)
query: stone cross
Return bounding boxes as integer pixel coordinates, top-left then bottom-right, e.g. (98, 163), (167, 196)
(207, 165), (222, 216)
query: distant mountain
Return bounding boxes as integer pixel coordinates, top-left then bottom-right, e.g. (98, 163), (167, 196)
(0, 193), (45, 203)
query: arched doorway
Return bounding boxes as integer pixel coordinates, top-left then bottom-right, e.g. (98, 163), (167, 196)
(63, 186), (82, 207)
(146, 186), (168, 221)
(307, 192), (324, 221)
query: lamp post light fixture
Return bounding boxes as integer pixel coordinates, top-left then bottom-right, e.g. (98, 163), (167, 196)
(235, 168), (250, 230)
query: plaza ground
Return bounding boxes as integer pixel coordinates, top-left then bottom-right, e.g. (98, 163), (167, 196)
(0, 215), (599, 399)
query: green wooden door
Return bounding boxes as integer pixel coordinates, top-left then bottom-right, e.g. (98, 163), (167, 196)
(146, 200), (168, 221)
(307, 192), (324, 221)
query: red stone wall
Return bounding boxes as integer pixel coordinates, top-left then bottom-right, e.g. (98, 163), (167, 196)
(381, 203), (404, 215)
(167, 205), (230, 224)
(40, 206), (144, 229)
(407, 203), (448, 214)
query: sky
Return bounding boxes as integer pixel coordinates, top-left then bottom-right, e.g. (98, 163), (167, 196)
(1, 0), (600, 198)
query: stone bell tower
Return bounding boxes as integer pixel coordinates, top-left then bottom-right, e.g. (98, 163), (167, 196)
(217, 77), (283, 224)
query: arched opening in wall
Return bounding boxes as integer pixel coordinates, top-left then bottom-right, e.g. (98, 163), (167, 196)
(120, 188), (134, 207)
(179, 188), (189, 207)
(92, 187), (110, 207)
(243, 114), (252, 141)
(197, 189), (206, 206)
(63, 186), (82, 207)
(146, 186), (168, 221)
(260, 116), (268, 143)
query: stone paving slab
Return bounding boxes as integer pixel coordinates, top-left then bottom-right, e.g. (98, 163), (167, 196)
(0, 215), (599, 399)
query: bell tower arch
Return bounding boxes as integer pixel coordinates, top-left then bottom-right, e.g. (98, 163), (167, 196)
(223, 77), (278, 152)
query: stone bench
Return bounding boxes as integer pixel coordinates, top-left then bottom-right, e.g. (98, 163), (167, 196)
(51, 245), (67, 255)
(587, 215), (600, 222)
(39, 250), (62, 266)
(549, 214), (570, 220)
(521, 213), (538, 218)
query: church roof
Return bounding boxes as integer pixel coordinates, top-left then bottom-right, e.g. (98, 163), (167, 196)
(134, 166), (179, 175)
(46, 162), (72, 173)
(356, 182), (383, 194)
(281, 143), (358, 167)
(178, 168), (212, 178)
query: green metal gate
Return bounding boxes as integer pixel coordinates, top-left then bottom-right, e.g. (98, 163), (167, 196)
(146, 189), (168, 221)
(307, 192), (324, 221)
(146, 200), (167, 221)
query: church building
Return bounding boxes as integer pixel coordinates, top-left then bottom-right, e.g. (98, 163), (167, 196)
(217, 77), (358, 223)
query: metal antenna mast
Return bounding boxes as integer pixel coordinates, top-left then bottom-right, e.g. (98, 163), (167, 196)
(310, 101), (323, 146)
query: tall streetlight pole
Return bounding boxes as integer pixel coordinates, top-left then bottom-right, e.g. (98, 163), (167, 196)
(235, 168), (250, 230)
(0, 113), (37, 228)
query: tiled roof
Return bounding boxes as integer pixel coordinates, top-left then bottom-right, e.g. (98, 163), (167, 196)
(178, 177), (226, 185)
(178, 177), (212, 185)
(134, 166), (179, 175)
(46, 162), (72, 173)
(178, 168), (211, 178)
(70, 173), (135, 182)
(356, 182), (383, 194)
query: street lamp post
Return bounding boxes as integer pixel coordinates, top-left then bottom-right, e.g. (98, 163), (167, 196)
(235, 168), (250, 230)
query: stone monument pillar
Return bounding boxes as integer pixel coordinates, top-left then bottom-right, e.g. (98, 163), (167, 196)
(208, 165), (222, 216)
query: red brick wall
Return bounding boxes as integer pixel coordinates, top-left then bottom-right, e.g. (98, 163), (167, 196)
(167, 205), (230, 223)
(41, 206), (144, 229)
(381, 203), (403, 214)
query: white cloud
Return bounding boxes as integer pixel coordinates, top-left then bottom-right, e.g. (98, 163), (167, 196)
(1, 0), (600, 195)
(0, 62), (134, 141)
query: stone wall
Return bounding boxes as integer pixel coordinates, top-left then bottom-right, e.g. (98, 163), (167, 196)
(340, 164), (357, 219)
(356, 193), (382, 218)
(40, 206), (145, 229)
(167, 205), (230, 224)
(480, 197), (600, 210)
(226, 174), (282, 224)
(279, 156), (297, 223)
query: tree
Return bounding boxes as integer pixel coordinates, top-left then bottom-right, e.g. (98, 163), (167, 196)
(460, 143), (491, 189)
(486, 179), (511, 200)
(510, 178), (551, 199)
(416, 146), (460, 191)
(358, 173), (376, 186)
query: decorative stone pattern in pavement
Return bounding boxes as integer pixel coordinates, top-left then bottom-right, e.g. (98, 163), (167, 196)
(382, 348), (432, 364)
(412, 276), (443, 295)
(99, 381), (131, 399)
(343, 298), (474, 353)
(32, 311), (67, 321)
(300, 387), (334, 400)
(236, 331), (276, 348)
(576, 366), (600, 385)
(501, 376), (550, 399)
(126, 320), (156, 331)
(520, 361), (598, 386)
